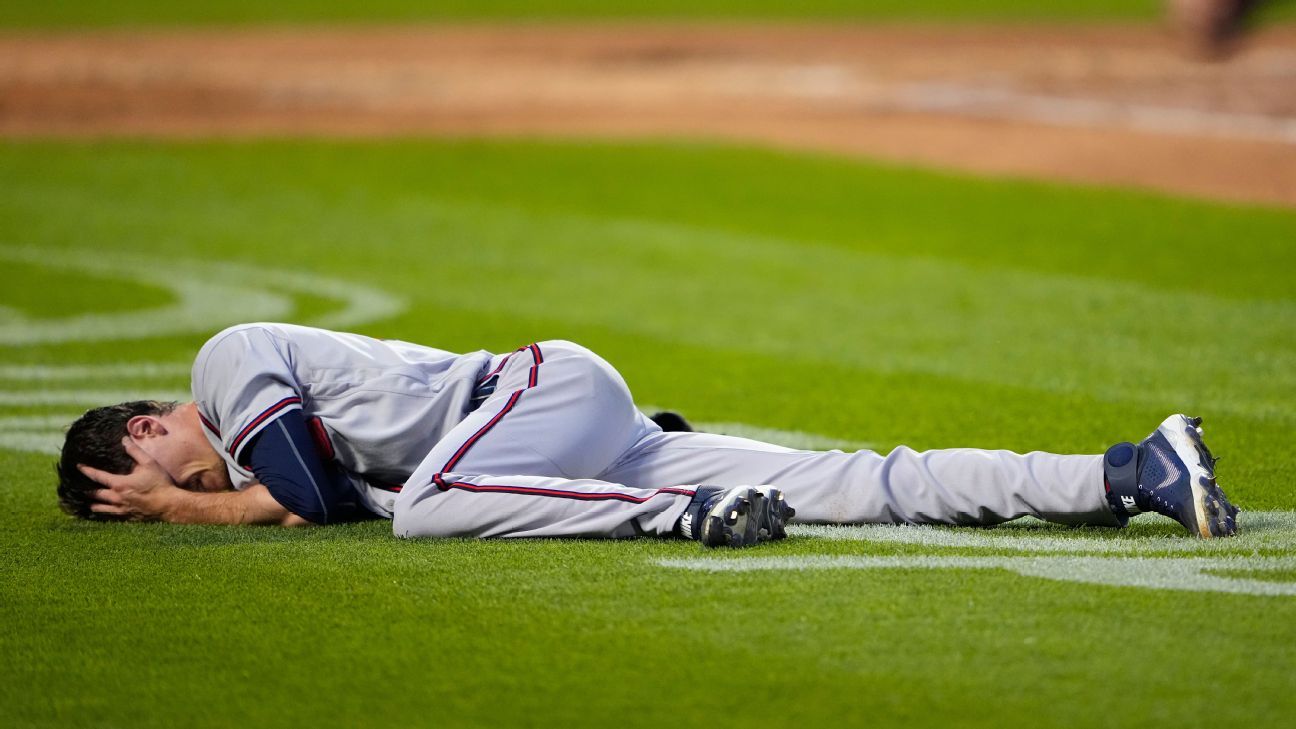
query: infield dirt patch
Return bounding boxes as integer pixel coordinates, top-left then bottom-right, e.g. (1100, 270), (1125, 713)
(3, 23), (1294, 206)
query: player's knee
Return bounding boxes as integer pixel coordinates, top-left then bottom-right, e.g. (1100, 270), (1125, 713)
(391, 496), (468, 539)
(392, 509), (451, 539)
(541, 341), (626, 393)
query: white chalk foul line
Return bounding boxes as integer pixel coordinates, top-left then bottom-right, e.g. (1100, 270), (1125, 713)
(790, 511), (1296, 555)
(659, 511), (1296, 596)
(891, 83), (1296, 146)
(657, 554), (1296, 596)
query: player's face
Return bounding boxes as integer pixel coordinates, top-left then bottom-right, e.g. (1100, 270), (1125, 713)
(130, 404), (234, 492)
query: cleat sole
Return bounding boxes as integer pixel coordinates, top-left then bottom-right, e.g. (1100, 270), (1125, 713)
(698, 486), (797, 548)
(1159, 415), (1238, 538)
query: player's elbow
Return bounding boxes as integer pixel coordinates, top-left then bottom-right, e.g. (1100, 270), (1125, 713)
(280, 512), (314, 527)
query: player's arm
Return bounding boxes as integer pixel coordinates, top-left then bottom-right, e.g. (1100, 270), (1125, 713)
(80, 438), (309, 526)
(140, 483), (310, 527)
(239, 408), (359, 525)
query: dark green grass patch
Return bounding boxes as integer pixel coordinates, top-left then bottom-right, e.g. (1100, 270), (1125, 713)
(1, 139), (1294, 727)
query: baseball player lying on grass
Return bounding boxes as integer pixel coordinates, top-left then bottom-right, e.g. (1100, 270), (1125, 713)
(57, 323), (1239, 546)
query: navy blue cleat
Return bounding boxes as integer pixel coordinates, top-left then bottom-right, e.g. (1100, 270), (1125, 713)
(1104, 414), (1239, 538)
(676, 486), (796, 548)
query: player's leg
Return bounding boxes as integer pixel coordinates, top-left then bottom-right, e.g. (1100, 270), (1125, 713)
(599, 429), (1119, 527)
(393, 471), (693, 539)
(392, 341), (758, 543)
(602, 414), (1239, 536)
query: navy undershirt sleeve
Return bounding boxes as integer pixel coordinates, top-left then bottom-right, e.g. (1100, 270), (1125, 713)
(241, 410), (359, 525)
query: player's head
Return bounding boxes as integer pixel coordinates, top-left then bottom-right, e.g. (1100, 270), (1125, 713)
(56, 400), (230, 520)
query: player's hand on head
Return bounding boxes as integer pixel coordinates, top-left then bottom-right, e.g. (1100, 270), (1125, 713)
(77, 437), (181, 521)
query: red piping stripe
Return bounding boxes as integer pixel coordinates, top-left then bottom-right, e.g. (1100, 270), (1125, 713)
(197, 411), (220, 436)
(307, 417), (335, 461)
(433, 475), (694, 503)
(477, 349), (519, 384)
(367, 479), (404, 494)
(443, 390), (523, 473)
(526, 344), (543, 387)
(229, 396), (302, 456)
(440, 344), (542, 474)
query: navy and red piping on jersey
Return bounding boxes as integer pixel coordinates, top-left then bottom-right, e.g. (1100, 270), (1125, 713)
(440, 343), (543, 474)
(307, 416), (335, 461)
(432, 475), (695, 503)
(197, 410), (220, 437)
(229, 396), (302, 458)
(525, 343), (542, 387)
(477, 350), (517, 384)
(365, 476), (404, 494)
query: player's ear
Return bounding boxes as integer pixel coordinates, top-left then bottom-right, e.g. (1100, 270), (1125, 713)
(126, 415), (167, 440)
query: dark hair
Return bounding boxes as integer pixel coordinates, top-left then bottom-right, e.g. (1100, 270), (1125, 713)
(56, 400), (178, 521)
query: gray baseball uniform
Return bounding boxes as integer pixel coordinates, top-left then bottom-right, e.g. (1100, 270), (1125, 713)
(192, 323), (1118, 538)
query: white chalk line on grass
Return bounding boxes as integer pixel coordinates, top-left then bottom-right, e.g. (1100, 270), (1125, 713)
(659, 511), (1296, 596)
(0, 389), (191, 407)
(890, 83), (1296, 146)
(658, 554), (1296, 596)
(790, 510), (1296, 554)
(0, 245), (407, 345)
(0, 363), (191, 380)
(0, 244), (406, 451)
(0, 389), (190, 454)
(0, 415), (80, 430)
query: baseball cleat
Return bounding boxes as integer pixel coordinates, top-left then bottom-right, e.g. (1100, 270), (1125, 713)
(1104, 414), (1239, 538)
(752, 486), (796, 541)
(649, 410), (694, 432)
(676, 485), (796, 548)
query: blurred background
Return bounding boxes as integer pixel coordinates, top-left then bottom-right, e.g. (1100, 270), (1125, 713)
(2, 1), (1294, 205)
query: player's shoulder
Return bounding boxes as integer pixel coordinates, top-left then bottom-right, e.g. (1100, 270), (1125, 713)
(197, 322), (285, 355)
(192, 323), (297, 378)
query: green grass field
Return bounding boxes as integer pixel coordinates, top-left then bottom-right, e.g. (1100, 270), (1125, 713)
(1, 139), (1294, 727)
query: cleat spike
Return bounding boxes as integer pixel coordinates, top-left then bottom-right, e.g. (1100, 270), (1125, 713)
(690, 486), (793, 548)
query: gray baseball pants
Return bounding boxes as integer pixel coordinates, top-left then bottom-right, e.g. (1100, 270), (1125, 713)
(391, 341), (1119, 539)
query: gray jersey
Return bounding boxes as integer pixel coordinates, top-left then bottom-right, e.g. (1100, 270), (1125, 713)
(192, 323), (492, 517)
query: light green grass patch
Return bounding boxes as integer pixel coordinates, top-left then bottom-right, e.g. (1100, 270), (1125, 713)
(1, 139), (1294, 728)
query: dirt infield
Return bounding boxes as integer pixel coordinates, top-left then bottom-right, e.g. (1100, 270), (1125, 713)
(3, 23), (1295, 206)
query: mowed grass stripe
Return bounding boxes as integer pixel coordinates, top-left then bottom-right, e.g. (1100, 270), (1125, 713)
(1, 139), (1294, 728)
